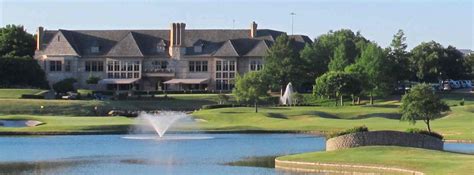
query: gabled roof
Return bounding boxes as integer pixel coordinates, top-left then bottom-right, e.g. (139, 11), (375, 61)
(38, 27), (311, 58)
(213, 40), (239, 57)
(107, 32), (143, 57)
(244, 40), (269, 57)
(41, 30), (79, 56)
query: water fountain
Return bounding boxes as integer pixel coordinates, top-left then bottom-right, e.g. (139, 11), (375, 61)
(123, 111), (212, 140)
(280, 82), (294, 105)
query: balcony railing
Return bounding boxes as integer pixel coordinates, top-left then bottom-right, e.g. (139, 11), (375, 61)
(143, 68), (174, 73)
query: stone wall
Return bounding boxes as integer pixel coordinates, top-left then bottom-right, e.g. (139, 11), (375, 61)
(326, 131), (443, 151)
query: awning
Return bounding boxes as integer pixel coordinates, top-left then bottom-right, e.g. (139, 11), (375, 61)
(163, 78), (208, 84)
(99, 79), (139, 84)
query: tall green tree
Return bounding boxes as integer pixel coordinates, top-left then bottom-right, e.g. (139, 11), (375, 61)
(301, 29), (369, 79)
(387, 29), (410, 83)
(439, 46), (469, 79)
(314, 71), (361, 106)
(232, 71), (269, 113)
(263, 34), (304, 93)
(400, 84), (449, 132)
(0, 25), (36, 57)
(328, 43), (350, 71)
(347, 42), (393, 105)
(409, 41), (444, 82)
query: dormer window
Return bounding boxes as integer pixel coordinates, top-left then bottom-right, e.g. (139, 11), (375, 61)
(193, 40), (204, 53)
(194, 45), (202, 53)
(91, 40), (100, 53)
(91, 46), (100, 53)
(157, 40), (166, 53)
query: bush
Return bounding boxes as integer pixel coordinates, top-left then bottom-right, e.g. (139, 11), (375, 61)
(292, 92), (304, 105)
(21, 94), (44, 99)
(406, 128), (443, 140)
(0, 56), (49, 88)
(217, 93), (230, 104)
(202, 104), (241, 109)
(328, 126), (369, 138)
(52, 78), (77, 93)
(460, 98), (464, 106)
(86, 76), (101, 84)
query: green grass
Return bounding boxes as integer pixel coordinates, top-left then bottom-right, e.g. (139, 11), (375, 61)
(193, 104), (474, 141)
(0, 94), (222, 116)
(0, 89), (46, 99)
(0, 115), (133, 134)
(277, 146), (474, 174)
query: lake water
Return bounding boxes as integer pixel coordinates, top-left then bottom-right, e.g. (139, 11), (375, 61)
(0, 134), (471, 175)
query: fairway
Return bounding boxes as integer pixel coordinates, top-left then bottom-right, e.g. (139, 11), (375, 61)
(0, 89), (46, 99)
(277, 146), (474, 174)
(193, 104), (474, 141)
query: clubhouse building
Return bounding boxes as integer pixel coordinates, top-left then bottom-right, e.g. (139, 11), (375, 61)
(34, 22), (311, 91)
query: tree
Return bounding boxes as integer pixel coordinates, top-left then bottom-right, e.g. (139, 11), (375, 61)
(0, 25), (36, 57)
(409, 41), (444, 82)
(387, 29), (410, 83)
(263, 34), (304, 93)
(53, 78), (77, 94)
(347, 42), (394, 105)
(232, 71), (269, 113)
(439, 46), (469, 79)
(302, 29), (369, 79)
(0, 56), (49, 88)
(400, 84), (449, 132)
(314, 71), (361, 106)
(328, 43), (350, 71)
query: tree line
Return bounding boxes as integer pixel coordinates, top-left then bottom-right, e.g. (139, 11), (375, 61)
(234, 29), (473, 109)
(0, 25), (48, 88)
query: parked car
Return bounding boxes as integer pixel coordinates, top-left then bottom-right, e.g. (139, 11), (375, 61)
(460, 81), (467, 88)
(61, 91), (78, 100)
(463, 80), (472, 88)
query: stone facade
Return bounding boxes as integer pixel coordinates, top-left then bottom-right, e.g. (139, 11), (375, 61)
(326, 131), (443, 151)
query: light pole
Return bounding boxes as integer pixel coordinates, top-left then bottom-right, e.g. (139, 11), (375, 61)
(290, 12), (296, 35)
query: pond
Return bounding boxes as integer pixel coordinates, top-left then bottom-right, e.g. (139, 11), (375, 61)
(0, 134), (472, 175)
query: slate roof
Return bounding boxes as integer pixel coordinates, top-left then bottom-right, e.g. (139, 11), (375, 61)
(38, 28), (312, 58)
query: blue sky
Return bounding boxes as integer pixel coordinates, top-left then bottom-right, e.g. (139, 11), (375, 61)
(1, 0), (472, 49)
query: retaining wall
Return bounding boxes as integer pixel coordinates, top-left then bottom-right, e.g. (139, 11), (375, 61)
(326, 131), (443, 151)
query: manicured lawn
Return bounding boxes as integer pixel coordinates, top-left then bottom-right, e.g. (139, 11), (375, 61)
(193, 104), (474, 141)
(0, 115), (133, 134)
(277, 146), (474, 174)
(0, 94), (222, 116)
(0, 89), (46, 99)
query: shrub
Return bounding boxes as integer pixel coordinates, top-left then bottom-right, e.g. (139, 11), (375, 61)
(202, 104), (241, 109)
(406, 128), (443, 140)
(217, 93), (230, 104)
(292, 92), (304, 105)
(460, 98), (464, 106)
(86, 76), (101, 84)
(21, 94), (44, 99)
(52, 78), (77, 93)
(328, 126), (368, 138)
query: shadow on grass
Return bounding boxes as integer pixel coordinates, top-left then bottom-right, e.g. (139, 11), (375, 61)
(264, 113), (288, 119)
(360, 104), (399, 109)
(220, 111), (246, 114)
(303, 111), (339, 119)
(354, 113), (401, 120)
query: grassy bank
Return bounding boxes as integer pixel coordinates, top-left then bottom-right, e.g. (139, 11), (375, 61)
(277, 146), (474, 174)
(193, 104), (474, 141)
(0, 89), (46, 99)
(0, 94), (222, 116)
(0, 115), (133, 134)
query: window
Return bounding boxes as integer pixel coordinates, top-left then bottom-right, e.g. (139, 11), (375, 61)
(64, 60), (71, 72)
(91, 46), (100, 53)
(85, 61), (104, 72)
(250, 59), (263, 71)
(194, 45), (202, 53)
(215, 60), (236, 90)
(106, 60), (141, 79)
(189, 61), (208, 72)
(49, 61), (62, 72)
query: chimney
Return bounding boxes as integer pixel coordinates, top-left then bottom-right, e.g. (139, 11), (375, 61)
(169, 23), (186, 58)
(250, 21), (257, 38)
(36, 26), (44, 50)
